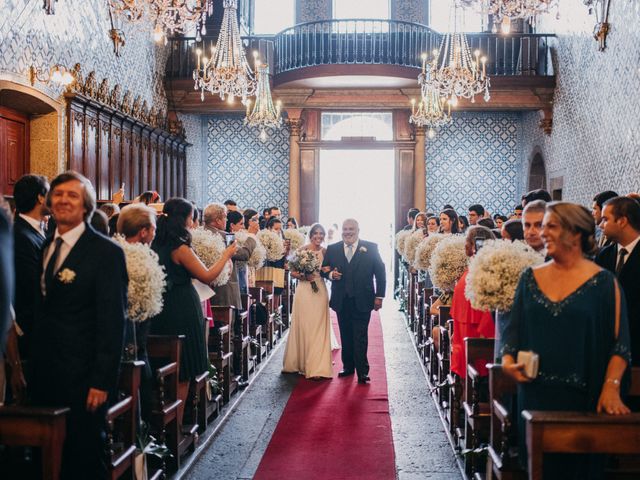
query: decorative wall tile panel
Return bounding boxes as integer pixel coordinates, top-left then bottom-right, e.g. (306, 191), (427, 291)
(425, 111), (523, 215)
(207, 115), (290, 215)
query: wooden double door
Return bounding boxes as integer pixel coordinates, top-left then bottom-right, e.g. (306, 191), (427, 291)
(0, 106), (29, 196)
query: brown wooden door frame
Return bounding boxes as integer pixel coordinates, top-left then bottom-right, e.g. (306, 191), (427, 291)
(0, 105), (30, 196)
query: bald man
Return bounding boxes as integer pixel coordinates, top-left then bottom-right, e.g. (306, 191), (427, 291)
(322, 219), (386, 384)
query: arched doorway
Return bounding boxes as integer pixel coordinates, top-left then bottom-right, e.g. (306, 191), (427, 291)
(528, 151), (547, 191)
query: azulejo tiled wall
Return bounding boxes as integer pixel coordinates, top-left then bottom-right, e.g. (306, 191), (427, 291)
(179, 113), (207, 207)
(207, 115), (290, 216)
(425, 111), (523, 215)
(520, 0), (640, 204)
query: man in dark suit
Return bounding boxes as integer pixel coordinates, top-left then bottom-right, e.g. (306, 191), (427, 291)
(0, 205), (12, 356)
(12, 174), (49, 358)
(322, 219), (386, 384)
(30, 171), (128, 479)
(596, 196), (640, 368)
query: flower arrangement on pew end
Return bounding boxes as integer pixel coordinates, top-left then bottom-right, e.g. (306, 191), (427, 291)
(414, 233), (445, 272)
(429, 235), (468, 294)
(403, 229), (426, 265)
(395, 229), (411, 257)
(190, 227), (232, 286)
(284, 228), (305, 251)
(287, 248), (321, 293)
(235, 230), (267, 269)
(256, 229), (286, 261)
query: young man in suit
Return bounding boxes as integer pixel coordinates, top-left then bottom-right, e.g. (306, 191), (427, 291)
(322, 219), (386, 384)
(31, 171), (128, 479)
(596, 196), (640, 367)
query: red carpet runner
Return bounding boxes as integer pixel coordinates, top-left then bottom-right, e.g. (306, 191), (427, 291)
(253, 311), (396, 480)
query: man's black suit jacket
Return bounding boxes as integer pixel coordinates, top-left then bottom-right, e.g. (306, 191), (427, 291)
(322, 240), (386, 314)
(0, 209), (12, 352)
(31, 224), (128, 407)
(13, 215), (45, 351)
(596, 242), (640, 366)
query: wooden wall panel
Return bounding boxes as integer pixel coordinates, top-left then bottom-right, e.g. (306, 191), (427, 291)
(110, 118), (123, 199)
(68, 105), (84, 172)
(98, 112), (111, 200)
(149, 132), (158, 196)
(0, 106), (29, 195)
(131, 125), (142, 199)
(299, 148), (319, 225)
(84, 107), (99, 188)
(395, 148), (414, 231)
(140, 129), (150, 193)
(121, 121), (132, 199)
(157, 140), (164, 200)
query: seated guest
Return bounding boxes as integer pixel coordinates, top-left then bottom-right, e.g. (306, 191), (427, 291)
(458, 215), (469, 233)
(286, 217), (298, 229)
(426, 215), (439, 234)
(224, 199), (238, 212)
(494, 214), (508, 229)
(90, 209), (109, 236)
(99, 202), (120, 219)
(501, 218), (524, 241)
(522, 200), (546, 254)
(450, 226), (496, 379)
(597, 196), (640, 367)
(501, 201), (630, 477)
(522, 188), (552, 206)
(439, 209), (460, 234)
(30, 171), (128, 479)
(150, 198), (236, 425)
(477, 217), (495, 229)
(467, 204), (485, 225)
(592, 190), (619, 248)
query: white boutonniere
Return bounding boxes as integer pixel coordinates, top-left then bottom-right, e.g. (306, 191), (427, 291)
(359, 246), (367, 253)
(57, 268), (76, 284)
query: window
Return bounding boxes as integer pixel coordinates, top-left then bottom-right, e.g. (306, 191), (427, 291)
(333, 0), (389, 20)
(253, 0), (295, 35)
(321, 112), (393, 141)
(429, 0), (484, 33)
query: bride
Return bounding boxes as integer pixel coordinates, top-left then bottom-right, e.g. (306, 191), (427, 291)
(282, 223), (339, 379)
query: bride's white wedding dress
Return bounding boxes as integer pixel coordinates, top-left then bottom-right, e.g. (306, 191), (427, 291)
(282, 249), (339, 379)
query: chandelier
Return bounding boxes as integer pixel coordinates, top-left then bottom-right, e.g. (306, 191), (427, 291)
(109, 0), (213, 43)
(462, 0), (558, 33)
(410, 54), (453, 138)
(244, 62), (282, 141)
(192, 0), (256, 104)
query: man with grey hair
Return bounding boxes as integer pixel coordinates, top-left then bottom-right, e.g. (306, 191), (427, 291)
(522, 199), (546, 254)
(322, 219), (386, 384)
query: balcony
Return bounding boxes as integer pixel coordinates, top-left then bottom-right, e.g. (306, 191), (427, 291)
(165, 19), (556, 112)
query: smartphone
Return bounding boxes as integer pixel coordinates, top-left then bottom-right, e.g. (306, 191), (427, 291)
(120, 182), (125, 190)
(474, 238), (485, 252)
(225, 233), (235, 246)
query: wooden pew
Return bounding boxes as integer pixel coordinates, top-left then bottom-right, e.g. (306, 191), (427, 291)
(408, 270), (418, 330)
(254, 281), (279, 351)
(282, 270), (292, 329)
(418, 286), (434, 363)
(208, 312), (234, 404)
(242, 292), (260, 370)
(0, 406), (70, 480)
(248, 287), (266, 362)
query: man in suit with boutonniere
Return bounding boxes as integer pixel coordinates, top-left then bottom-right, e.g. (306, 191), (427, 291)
(322, 219), (386, 384)
(30, 171), (128, 479)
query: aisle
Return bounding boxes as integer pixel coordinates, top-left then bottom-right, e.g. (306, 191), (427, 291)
(253, 311), (397, 480)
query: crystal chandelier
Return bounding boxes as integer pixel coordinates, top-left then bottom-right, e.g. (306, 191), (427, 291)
(109, 0), (213, 44)
(244, 62), (282, 141)
(410, 54), (453, 138)
(462, 0), (558, 33)
(192, 0), (256, 104)
(424, 4), (490, 104)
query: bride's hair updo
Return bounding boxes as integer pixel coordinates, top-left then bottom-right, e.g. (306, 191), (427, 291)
(309, 223), (326, 240)
(545, 201), (597, 256)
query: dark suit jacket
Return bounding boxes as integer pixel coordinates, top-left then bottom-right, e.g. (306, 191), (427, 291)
(596, 242), (640, 366)
(0, 209), (12, 353)
(31, 224), (128, 407)
(13, 215), (45, 351)
(322, 240), (386, 314)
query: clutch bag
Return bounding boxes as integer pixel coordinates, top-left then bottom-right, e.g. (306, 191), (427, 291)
(517, 350), (539, 379)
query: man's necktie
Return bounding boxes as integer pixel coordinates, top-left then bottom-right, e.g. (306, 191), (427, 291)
(346, 244), (354, 263)
(45, 237), (64, 294)
(615, 247), (628, 276)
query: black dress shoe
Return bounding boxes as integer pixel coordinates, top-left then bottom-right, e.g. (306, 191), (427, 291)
(357, 376), (370, 384)
(338, 370), (355, 377)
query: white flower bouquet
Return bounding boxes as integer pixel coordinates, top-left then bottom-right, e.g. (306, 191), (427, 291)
(256, 229), (285, 261)
(414, 233), (446, 271)
(428, 235), (468, 292)
(403, 230), (425, 264)
(395, 230), (410, 256)
(465, 239), (544, 312)
(284, 228), (305, 251)
(114, 236), (166, 322)
(235, 230), (266, 269)
(190, 227), (232, 287)
(287, 248), (322, 293)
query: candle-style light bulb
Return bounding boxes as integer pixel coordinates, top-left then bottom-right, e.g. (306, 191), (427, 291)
(246, 99), (252, 116)
(428, 128), (435, 139)
(411, 98), (416, 115)
(501, 17), (511, 35)
(152, 25), (164, 43)
(260, 129), (267, 142)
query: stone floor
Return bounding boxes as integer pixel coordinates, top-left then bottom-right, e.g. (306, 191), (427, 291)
(183, 301), (462, 479)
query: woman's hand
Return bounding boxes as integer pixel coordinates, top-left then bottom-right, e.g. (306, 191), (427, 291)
(501, 356), (533, 383)
(224, 242), (237, 258)
(597, 384), (631, 415)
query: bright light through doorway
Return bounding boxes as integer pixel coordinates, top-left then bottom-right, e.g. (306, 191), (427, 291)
(319, 149), (395, 283)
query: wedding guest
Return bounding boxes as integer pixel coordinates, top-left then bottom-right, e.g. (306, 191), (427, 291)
(267, 216), (283, 234)
(597, 196), (640, 368)
(439, 209), (460, 234)
(135, 190), (161, 205)
(150, 198), (236, 425)
(224, 199), (239, 212)
(0, 205), (13, 402)
(242, 209), (260, 291)
(327, 223), (339, 243)
(228, 210), (256, 295)
(492, 228), (502, 239)
(522, 200), (546, 254)
(501, 201), (630, 478)
(494, 214), (508, 229)
(522, 188), (552, 206)
(12, 174), (48, 357)
(458, 215), (469, 233)
(513, 204), (523, 219)
(243, 208), (260, 234)
(99, 202), (120, 219)
(478, 217), (496, 229)
(426, 216), (439, 234)
(90, 209), (109, 236)
(30, 171), (128, 479)
(468, 204), (485, 225)
(501, 218), (524, 241)
(269, 206), (282, 219)
(286, 217), (298, 229)
(627, 192), (640, 205)
(403, 208), (420, 231)
(108, 213), (119, 237)
(592, 190), (619, 248)
(413, 212), (427, 232)
(259, 207), (270, 229)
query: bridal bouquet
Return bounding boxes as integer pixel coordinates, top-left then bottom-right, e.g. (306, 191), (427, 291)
(190, 227), (232, 286)
(414, 233), (445, 271)
(287, 248), (322, 293)
(284, 228), (305, 251)
(428, 235), (468, 293)
(256, 229), (286, 261)
(465, 239), (544, 312)
(395, 230), (410, 256)
(235, 230), (266, 269)
(113, 236), (166, 322)
(403, 230), (425, 264)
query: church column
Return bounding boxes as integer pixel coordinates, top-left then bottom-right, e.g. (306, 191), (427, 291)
(286, 113), (303, 220)
(413, 126), (426, 211)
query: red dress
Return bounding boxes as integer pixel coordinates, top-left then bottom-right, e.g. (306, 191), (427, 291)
(450, 269), (495, 378)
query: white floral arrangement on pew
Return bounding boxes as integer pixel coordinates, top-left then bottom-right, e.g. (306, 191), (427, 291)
(190, 227), (232, 286)
(235, 230), (267, 269)
(287, 248), (322, 293)
(413, 233), (446, 271)
(113, 235), (167, 322)
(256, 229), (286, 261)
(284, 228), (305, 251)
(402, 229), (426, 264)
(395, 229), (410, 257)
(428, 235), (468, 293)
(465, 239), (544, 312)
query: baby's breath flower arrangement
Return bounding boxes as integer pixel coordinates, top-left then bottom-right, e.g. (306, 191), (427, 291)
(256, 229), (286, 261)
(284, 228), (305, 252)
(395, 230), (410, 256)
(403, 230), (425, 264)
(414, 233), (445, 271)
(428, 235), (468, 292)
(235, 230), (266, 269)
(190, 227), (232, 286)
